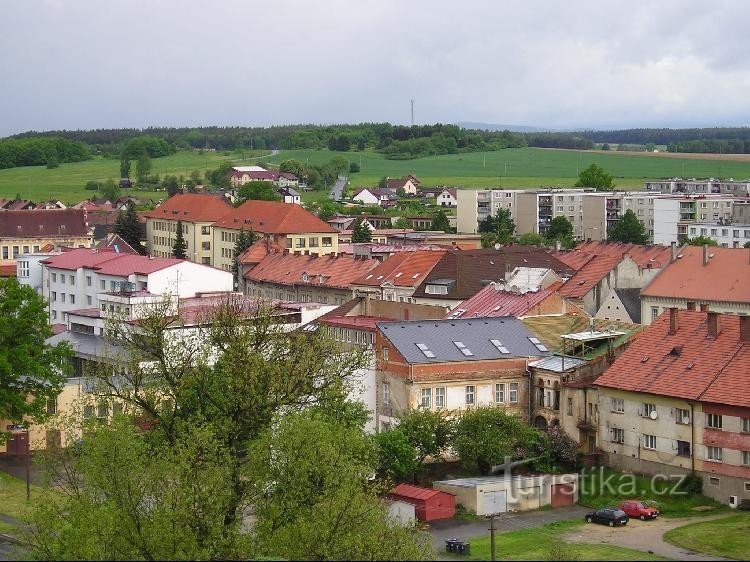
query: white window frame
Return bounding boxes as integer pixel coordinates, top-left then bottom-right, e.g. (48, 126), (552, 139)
(420, 388), (432, 409)
(495, 383), (505, 404)
(706, 413), (723, 429)
(509, 383), (518, 403)
(382, 382), (390, 406)
(706, 446), (723, 462)
(643, 434), (656, 450)
(465, 385), (475, 406)
(611, 397), (624, 413)
(611, 427), (624, 444)
(435, 387), (445, 409)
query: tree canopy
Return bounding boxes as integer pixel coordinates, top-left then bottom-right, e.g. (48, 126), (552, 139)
(430, 210), (451, 232)
(114, 202), (147, 255)
(574, 163), (615, 190)
(607, 209), (648, 244)
(685, 235), (718, 246)
(0, 278), (71, 435)
(172, 220), (187, 259)
(237, 181), (279, 202)
(351, 219), (373, 243)
(478, 208), (515, 246)
(545, 216), (576, 248)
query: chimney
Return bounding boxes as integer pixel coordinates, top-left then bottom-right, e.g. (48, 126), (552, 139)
(700, 303), (709, 312)
(707, 312), (720, 338)
(739, 316), (750, 343)
(686, 301), (696, 311)
(702, 244), (709, 266)
(670, 241), (677, 263)
(668, 307), (679, 335)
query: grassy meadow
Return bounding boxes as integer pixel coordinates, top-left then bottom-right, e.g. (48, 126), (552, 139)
(3, 146), (750, 205)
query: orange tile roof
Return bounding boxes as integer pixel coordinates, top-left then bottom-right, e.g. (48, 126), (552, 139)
(552, 241), (673, 271)
(237, 238), (287, 265)
(351, 250), (446, 288)
(214, 200), (336, 234)
(558, 254), (622, 298)
(142, 194), (233, 222)
(595, 310), (750, 407)
(244, 252), (378, 289)
(640, 246), (750, 304)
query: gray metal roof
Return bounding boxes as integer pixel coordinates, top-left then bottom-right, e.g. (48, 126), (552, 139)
(376, 316), (551, 364)
(47, 331), (128, 361)
(528, 355), (588, 372)
(614, 288), (642, 324)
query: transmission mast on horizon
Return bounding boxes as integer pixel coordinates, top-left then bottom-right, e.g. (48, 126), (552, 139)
(410, 99), (414, 126)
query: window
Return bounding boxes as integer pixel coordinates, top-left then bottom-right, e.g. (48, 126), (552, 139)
(70, 294), (75, 304)
(86, 275), (92, 286)
(382, 382), (390, 406)
(676, 408), (690, 425)
(651, 307), (659, 321)
(421, 388), (431, 409)
(611, 397), (624, 413)
(46, 398), (57, 415)
(709, 476), (720, 486)
(642, 403), (656, 418)
(706, 414), (722, 429)
(201, 226), (210, 235)
(643, 434), (656, 449)
(742, 451), (750, 466)
(1, 247), (6, 260)
(322, 237), (332, 247)
(453, 341), (474, 356)
(611, 427), (625, 444)
(97, 402), (108, 419)
(509, 383), (518, 403)
(381, 347), (389, 361)
(706, 446), (723, 462)
(52, 291), (57, 302)
(742, 418), (750, 433)
(567, 397), (573, 416)
(309, 237), (319, 248)
(69, 275), (74, 285)
(83, 405), (95, 419)
(465, 386), (475, 406)
(110, 281), (116, 291)
(435, 387), (446, 409)
(677, 440), (691, 457)
(86, 295), (92, 305)
(112, 402), (124, 416)
(202, 241), (210, 251)
(295, 238), (306, 248)
(61, 293), (66, 303)
(528, 337), (548, 352)
(51, 272), (57, 283)
(100, 279), (106, 290)
(495, 383), (505, 403)
(17, 261), (29, 277)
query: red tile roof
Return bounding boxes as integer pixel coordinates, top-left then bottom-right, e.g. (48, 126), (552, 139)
(390, 483), (444, 501)
(352, 251), (447, 288)
(142, 194), (233, 223)
(41, 248), (122, 271)
(213, 200), (337, 234)
(640, 246), (750, 304)
(41, 248), (182, 275)
(558, 255), (622, 298)
(596, 310), (750, 407)
(237, 238), (287, 265)
(94, 234), (139, 255)
(0, 209), (90, 238)
(0, 264), (16, 277)
(245, 252), (378, 289)
(447, 281), (563, 319)
(552, 241), (673, 271)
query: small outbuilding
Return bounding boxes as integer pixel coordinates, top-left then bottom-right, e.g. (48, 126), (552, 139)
(388, 483), (456, 521)
(383, 499), (416, 526)
(432, 473), (578, 515)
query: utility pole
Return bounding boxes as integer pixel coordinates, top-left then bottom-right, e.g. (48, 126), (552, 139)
(410, 99), (414, 127)
(488, 514), (497, 561)
(25, 429), (30, 501)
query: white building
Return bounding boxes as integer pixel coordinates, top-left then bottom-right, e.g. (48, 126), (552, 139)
(40, 248), (233, 324)
(16, 252), (58, 296)
(685, 222), (750, 248)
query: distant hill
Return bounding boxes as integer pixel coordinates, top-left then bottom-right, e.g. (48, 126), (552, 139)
(457, 121), (549, 133)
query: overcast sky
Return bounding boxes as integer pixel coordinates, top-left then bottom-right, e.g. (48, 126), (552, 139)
(2, 0), (749, 137)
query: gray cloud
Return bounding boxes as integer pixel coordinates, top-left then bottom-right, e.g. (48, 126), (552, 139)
(1, 0), (749, 136)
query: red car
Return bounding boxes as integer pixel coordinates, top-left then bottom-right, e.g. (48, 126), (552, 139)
(619, 500), (659, 520)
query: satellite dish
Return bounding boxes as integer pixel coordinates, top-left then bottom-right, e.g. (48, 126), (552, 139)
(682, 416), (690, 425)
(494, 243), (501, 250)
(649, 410), (658, 420)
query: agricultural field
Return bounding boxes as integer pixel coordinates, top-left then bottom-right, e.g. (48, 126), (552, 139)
(3, 146), (750, 205)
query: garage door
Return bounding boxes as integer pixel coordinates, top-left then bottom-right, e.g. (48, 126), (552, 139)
(483, 490), (507, 514)
(551, 483), (575, 507)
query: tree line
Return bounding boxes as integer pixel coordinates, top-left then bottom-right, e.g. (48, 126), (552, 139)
(0, 137), (91, 169)
(580, 127), (750, 154)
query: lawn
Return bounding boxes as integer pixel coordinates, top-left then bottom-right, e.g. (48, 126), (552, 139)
(265, 147), (750, 189)
(578, 468), (728, 518)
(0, 470), (43, 522)
(454, 520), (667, 561)
(663, 513), (750, 560)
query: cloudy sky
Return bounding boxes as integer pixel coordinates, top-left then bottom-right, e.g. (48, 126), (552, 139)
(1, 0), (749, 137)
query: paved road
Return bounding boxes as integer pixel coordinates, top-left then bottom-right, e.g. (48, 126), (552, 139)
(329, 175), (347, 201)
(428, 505), (590, 551)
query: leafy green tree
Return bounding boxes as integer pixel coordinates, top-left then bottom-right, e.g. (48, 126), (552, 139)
(430, 210), (451, 232)
(645, 143), (656, 152)
(0, 278), (71, 439)
(517, 232), (546, 246)
(396, 186), (407, 198)
(453, 406), (540, 475)
(394, 217), (410, 229)
(237, 181), (279, 202)
(84, 180), (99, 191)
(114, 202), (147, 255)
(231, 229), (257, 286)
(119, 158), (131, 179)
(136, 154), (152, 184)
(397, 409), (454, 465)
(172, 220), (187, 259)
(685, 235), (718, 247)
(545, 216), (576, 248)
(574, 163), (615, 191)
(46, 154), (59, 168)
(206, 161), (232, 188)
(478, 208), (515, 244)
(601, 143), (610, 151)
(27, 298), (377, 560)
(351, 219), (372, 243)
(279, 159), (305, 178)
(607, 209), (648, 244)
(190, 170), (202, 184)
(349, 162), (360, 173)
(100, 178), (120, 201)
(162, 174), (179, 197)
(744, 241), (750, 249)
(373, 428), (419, 481)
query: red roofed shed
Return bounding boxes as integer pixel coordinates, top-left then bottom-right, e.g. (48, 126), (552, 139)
(388, 483), (455, 521)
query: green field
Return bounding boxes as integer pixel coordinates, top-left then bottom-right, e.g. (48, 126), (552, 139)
(663, 513), (750, 559)
(3, 146), (750, 205)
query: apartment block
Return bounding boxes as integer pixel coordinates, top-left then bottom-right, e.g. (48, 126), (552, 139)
(644, 178), (750, 197)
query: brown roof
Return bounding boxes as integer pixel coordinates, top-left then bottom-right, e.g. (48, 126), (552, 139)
(640, 246), (750, 304)
(245, 252), (378, 289)
(448, 281), (564, 319)
(411, 248), (576, 300)
(0, 264), (16, 277)
(351, 250), (446, 288)
(558, 255), (622, 298)
(213, 200), (337, 234)
(142, 194), (233, 223)
(0, 209), (90, 239)
(596, 310), (750, 407)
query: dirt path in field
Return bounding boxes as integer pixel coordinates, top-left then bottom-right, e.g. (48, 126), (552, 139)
(563, 513), (736, 560)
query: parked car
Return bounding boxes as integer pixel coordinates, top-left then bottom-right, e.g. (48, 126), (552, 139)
(619, 500), (659, 520)
(584, 508), (629, 527)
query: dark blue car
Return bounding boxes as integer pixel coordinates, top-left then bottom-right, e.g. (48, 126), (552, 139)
(585, 508), (629, 527)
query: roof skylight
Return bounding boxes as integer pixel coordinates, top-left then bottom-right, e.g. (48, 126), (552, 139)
(490, 339), (510, 354)
(415, 343), (436, 358)
(528, 337), (548, 352)
(453, 341), (474, 356)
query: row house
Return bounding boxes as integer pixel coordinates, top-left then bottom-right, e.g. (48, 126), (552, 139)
(640, 245), (750, 324)
(595, 309), (750, 502)
(374, 316), (550, 431)
(351, 250), (446, 303)
(39, 247), (232, 325)
(0, 209), (93, 267)
(243, 250), (379, 306)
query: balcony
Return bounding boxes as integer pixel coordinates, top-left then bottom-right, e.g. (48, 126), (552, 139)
(577, 419), (597, 432)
